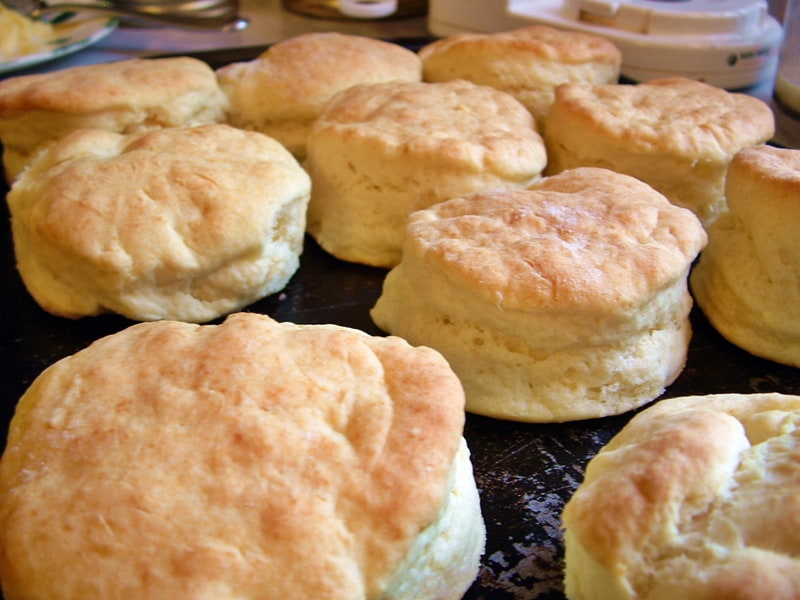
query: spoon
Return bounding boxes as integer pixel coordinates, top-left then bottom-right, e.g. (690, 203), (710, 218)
(2, 0), (249, 31)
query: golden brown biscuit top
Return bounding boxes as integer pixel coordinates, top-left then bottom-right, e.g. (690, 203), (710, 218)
(0, 57), (220, 116)
(742, 144), (800, 176)
(8, 124), (309, 283)
(311, 79), (546, 178)
(0, 313), (465, 599)
(726, 145), (800, 225)
(404, 167), (706, 311)
(551, 77), (775, 160)
(216, 32), (421, 120)
(728, 144), (800, 199)
(419, 24), (622, 66)
(563, 393), (800, 598)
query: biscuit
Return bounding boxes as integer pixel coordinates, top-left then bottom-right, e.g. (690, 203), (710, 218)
(543, 77), (775, 226)
(305, 79), (547, 268)
(0, 56), (228, 181)
(562, 392), (800, 600)
(8, 124), (310, 323)
(690, 145), (800, 367)
(371, 167), (707, 422)
(419, 24), (621, 129)
(0, 312), (485, 600)
(216, 32), (422, 159)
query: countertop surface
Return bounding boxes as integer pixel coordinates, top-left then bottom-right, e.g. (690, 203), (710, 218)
(4, 0), (433, 73)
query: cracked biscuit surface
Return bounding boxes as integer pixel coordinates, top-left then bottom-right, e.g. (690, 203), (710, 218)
(371, 167), (706, 422)
(9, 124), (310, 323)
(0, 312), (485, 600)
(562, 392), (800, 600)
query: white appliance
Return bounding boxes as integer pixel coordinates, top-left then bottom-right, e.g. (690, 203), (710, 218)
(428, 0), (783, 88)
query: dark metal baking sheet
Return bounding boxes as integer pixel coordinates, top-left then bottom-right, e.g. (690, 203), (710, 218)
(1, 43), (800, 600)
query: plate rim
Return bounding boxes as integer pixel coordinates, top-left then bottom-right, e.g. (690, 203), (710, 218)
(0, 13), (118, 74)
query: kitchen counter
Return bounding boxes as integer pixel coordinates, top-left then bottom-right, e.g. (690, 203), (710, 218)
(6, 0), (433, 75)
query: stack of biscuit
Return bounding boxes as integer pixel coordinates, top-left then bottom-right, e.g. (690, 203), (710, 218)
(0, 25), (794, 599)
(0, 41), (494, 598)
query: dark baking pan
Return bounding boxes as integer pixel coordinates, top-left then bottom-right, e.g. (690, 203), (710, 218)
(1, 43), (799, 600)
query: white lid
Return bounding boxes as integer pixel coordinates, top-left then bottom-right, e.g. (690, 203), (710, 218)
(508, 0), (783, 87)
(564, 0), (772, 36)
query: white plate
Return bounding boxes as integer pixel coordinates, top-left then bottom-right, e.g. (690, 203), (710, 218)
(0, 13), (117, 74)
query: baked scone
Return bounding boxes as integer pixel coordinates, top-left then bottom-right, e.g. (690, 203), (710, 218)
(216, 32), (422, 159)
(305, 79), (548, 268)
(371, 167), (707, 422)
(562, 392), (800, 600)
(0, 312), (485, 600)
(543, 77), (775, 226)
(0, 56), (228, 181)
(419, 24), (621, 129)
(8, 124), (310, 323)
(690, 145), (800, 367)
